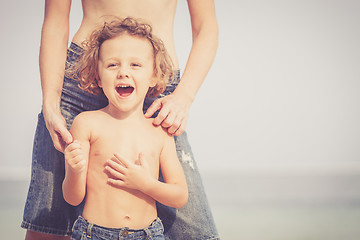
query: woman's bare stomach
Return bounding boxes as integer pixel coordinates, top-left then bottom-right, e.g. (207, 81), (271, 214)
(72, 0), (179, 68)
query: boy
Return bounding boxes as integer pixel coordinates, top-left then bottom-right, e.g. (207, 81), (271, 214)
(62, 18), (188, 240)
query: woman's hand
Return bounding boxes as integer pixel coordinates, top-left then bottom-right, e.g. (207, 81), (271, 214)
(144, 93), (192, 136)
(43, 106), (73, 153)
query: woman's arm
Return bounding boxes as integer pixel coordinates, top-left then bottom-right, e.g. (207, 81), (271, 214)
(41, 0), (73, 152)
(62, 114), (90, 206)
(176, 0), (219, 102)
(145, 0), (218, 136)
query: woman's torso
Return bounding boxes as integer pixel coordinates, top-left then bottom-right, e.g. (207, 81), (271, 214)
(72, 0), (179, 68)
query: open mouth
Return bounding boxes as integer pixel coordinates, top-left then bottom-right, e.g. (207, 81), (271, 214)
(115, 85), (134, 98)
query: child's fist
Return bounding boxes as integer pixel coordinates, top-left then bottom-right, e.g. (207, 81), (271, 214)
(64, 140), (87, 173)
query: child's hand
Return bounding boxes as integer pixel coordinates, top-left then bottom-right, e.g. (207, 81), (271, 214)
(64, 140), (87, 174)
(105, 153), (154, 191)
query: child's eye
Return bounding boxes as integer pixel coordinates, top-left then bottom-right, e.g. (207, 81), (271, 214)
(107, 63), (118, 68)
(131, 63), (142, 67)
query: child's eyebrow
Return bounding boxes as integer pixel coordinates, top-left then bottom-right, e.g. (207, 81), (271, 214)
(101, 57), (119, 62)
(130, 57), (146, 62)
(100, 55), (149, 64)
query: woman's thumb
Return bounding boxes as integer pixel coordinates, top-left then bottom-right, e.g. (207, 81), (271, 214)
(59, 126), (73, 144)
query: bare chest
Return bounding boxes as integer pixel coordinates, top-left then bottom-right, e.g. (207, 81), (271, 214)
(89, 125), (163, 172)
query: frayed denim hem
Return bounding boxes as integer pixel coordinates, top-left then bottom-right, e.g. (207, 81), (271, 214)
(21, 221), (72, 237)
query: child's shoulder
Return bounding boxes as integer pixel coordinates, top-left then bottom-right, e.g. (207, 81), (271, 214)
(73, 110), (106, 125)
(145, 118), (173, 141)
(144, 120), (177, 155)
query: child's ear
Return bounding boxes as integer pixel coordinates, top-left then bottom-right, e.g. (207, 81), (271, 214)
(96, 74), (102, 88)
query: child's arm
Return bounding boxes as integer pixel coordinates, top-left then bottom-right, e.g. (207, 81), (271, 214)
(106, 136), (188, 208)
(155, 135), (189, 208)
(62, 114), (91, 206)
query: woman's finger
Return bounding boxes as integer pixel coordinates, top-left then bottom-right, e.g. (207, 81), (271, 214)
(58, 125), (73, 145)
(167, 115), (183, 135)
(173, 117), (187, 136)
(51, 131), (65, 152)
(51, 123), (73, 152)
(144, 98), (162, 118)
(153, 104), (171, 126)
(161, 111), (176, 128)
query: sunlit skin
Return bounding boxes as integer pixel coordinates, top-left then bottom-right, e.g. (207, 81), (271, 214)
(62, 34), (188, 229)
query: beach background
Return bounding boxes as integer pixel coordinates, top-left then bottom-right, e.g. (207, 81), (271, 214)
(1, 0), (360, 239)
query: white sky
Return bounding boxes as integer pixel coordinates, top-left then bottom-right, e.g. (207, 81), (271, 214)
(1, 0), (360, 179)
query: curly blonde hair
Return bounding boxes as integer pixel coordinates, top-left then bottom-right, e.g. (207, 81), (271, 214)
(66, 17), (174, 97)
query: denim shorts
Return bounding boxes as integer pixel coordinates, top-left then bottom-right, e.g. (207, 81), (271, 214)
(71, 216), (165, 240)
(21, 42), (219, 240)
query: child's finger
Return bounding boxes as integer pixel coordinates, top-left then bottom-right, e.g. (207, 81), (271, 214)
(73, 158), (87, 171)
(65, 140), (81, 152)
(71, 154), (85, 164)
(106, 159), (127, 173)
(105, 165), (126, 180)
(67, 147), (82, 160)
(113, 153), (131, 167)
(107, 178), (125, 188)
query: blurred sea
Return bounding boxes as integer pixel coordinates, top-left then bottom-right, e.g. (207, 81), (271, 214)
(1, 170), (360, 240)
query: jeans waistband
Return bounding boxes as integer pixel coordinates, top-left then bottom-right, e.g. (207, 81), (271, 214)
(75, 216), (164, 239)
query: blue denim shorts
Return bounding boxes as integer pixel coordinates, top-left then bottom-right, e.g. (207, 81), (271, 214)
(71, 216), (165, 240)
(21, 42), (219, 239)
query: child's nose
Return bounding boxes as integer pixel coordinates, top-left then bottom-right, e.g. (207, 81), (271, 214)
(117, 67), (129, 79)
